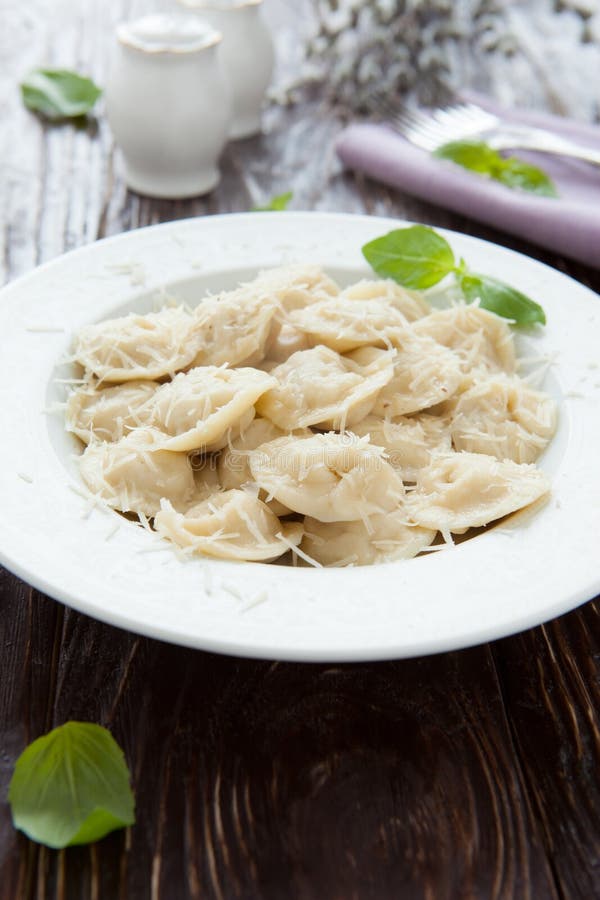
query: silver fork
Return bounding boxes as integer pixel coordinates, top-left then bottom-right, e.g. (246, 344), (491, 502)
(373, 98), (600, 167)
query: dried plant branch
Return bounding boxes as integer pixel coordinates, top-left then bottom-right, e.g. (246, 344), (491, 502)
(286, 0), (515, 113)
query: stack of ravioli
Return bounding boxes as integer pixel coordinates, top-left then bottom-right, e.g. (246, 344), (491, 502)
(66, 266), (556, 567)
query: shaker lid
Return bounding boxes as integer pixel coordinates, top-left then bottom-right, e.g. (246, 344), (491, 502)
(116, 14), (221, 54)
(177, 0), (262, 8)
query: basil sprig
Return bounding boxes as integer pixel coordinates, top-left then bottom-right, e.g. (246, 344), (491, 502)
(8, 722), (135, 848)
(434, 140), (557, 198)
(360, 225), (455, 290)
(20, 69), (102, 121)
(362, 225), (545, 326)
(253, 191), (293, 212)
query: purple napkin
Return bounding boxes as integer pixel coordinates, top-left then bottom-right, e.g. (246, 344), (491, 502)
(335, 90), (600, 268)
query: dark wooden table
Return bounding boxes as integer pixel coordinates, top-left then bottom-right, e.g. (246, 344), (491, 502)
(2, 2), (600, 897)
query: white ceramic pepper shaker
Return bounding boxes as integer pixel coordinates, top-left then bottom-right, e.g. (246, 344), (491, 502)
(177, 0), (274, 139)
(105, 14), (231, 198)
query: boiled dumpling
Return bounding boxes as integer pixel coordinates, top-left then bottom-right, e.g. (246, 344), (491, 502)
(154, 490), (303, 562)
(302, 511), (436, 566)
(288, 297), (409, 353)
(141, 366), (275, 452)
(248, 433), (405, 522)
(371, 332), (463, 417)
(217, 417), (310, 515)
(74, 307), (198, 382)
(350, 414), (452, 481)
(263, 322), (311, 364)
(449, 374), (557, 463)
(79, 428), (196, 517)
(190, 266), (338, 370)
(261, 266), (340, 364)
(252, 264), (339, 312)
(406, 451), (550, 532)
(412, 305), (516, 375)
(191, 288), (277, 368)
(340, 279), (430, 321)
(256, 345), (394, 431)
(66, 380), (159, 444)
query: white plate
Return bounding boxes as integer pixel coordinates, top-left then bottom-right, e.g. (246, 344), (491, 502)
(0, 212), (599, 661)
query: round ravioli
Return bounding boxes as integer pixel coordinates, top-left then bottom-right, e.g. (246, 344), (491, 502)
(154, 490), (303, 562)
(256, 345), (394, 431)
(288, 297), (409, 353)
(264, 322), (312, 364)
(217, 417), (310, 515)
(66, 380), (159, 444)
(302, 511), (436, 566)
(248, 433), (405, 523)
(371, 332), (463, 417)
(413, 305), (516, 375)
(350, 414), (452, 481)
(74, 306), (197, 382)
(260, 265), (340, 366)
(79, 428), (196, 517)
(449, 374), (557, 464)
(340, 278), (430, 321)
(253, 264), (339, 313)
(406, 451), (550, 532)
(142, 366), (275, 452)
(191, 288), (277, 368)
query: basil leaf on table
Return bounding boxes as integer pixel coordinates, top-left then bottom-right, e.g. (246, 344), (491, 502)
(20, 69), (102, 121)
(253, 191), (293, 212)
(434, 140), (558, 198)
(362, 225), (456, 289)
(8, 722), (135, 848)
(460, 273), (546, 326)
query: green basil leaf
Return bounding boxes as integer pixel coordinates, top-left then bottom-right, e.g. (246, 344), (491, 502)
(362, 225), (456, 289)
(8, 722), (135, 848)
(435, 140), (557, 198)
(434, 140), (501, 174)
(460, 273), (546, 326)
(253, 191), (293, 212)
(20, 69), (102, 120)
(494, 157), (558, 198)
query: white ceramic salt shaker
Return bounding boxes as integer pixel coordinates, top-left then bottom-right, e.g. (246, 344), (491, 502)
(105, 14), (231, 198)
(177, 0), (274, 139)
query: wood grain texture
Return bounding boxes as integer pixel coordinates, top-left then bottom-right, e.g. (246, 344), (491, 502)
(1, 0), (600, 898)
(1, 589), (563, 900)
(493, 603), (600, 900)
